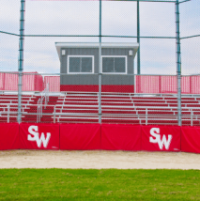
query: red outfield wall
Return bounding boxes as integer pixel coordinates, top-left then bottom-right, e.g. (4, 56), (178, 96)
(0, 123), (200, 153)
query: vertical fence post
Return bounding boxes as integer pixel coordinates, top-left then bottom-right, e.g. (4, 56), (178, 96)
(54, 107), (56, 123)
(98, 0), (102, 124)
(137, 0), (140, 75)
(145, 108), (148, 125)
(18, 0), (26, 123)
(175, 0), (182, 126)
(191, 110), (193, 126)
(7, 105), (10, 123)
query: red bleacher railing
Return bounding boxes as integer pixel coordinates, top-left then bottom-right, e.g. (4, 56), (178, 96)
(44, 75), (200, 94)
(44, 76), (60, 92)
(1, 73), (200, 94)
(0, 72), (44, 92)
(136, 75), (200, 94)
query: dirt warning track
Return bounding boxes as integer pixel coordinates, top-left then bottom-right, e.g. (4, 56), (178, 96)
(0, 150), (200, 169)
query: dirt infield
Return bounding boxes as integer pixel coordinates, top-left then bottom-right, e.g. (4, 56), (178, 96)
(0, 150), (200, 169)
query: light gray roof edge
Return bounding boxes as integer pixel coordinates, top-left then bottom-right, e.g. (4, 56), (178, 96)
(55, 42), (139, 48)
(55, 42), (139, 60)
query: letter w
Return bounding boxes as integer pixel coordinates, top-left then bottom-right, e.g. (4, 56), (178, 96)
(36, 133), (51, 148)
(158, 135), (172, 150)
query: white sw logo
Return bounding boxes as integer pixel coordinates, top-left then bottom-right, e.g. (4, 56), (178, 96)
(149, 128), (172, 150)
(28, 126), (51, 148)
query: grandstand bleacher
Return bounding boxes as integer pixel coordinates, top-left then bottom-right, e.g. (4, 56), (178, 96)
(1, 92), (200, 126)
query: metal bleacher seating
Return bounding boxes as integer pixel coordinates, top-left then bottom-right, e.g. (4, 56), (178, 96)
(1, 92), (200, 126)
(0, 95), (38, 122)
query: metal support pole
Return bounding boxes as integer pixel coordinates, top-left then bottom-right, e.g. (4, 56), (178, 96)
(191, 110), (193, 126)
(175, 0), (182, 126)
(98, 0), (102, 123)
(54, 107), (56, 123)
(17, 0), (26, 123)
(137, 0), (141, 75)
(7, 105), (10, 123)
(145, 108), (148, 125)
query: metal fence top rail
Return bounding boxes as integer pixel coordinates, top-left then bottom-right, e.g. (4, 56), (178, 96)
(2, 92), (200, 97)
(2, 71), (200, 76)
(27, 0), (178, 3)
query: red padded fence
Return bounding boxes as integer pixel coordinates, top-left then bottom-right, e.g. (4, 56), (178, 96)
(0, 123), (19, 150)
(0, 123), (200, 153)
(19, 123), (59, 150)
(101, 124), (141, 151)
(141, 125), (181, 152)
(60, 124), (101, 150)
(181, 126), (200, 153)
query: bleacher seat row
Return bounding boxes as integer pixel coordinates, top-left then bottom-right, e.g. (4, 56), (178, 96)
(1, 93), (200, 126)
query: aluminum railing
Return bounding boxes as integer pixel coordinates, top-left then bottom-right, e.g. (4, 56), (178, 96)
(45, 83), (49, 107)
(37, 83), (49, 122)
(1, 92), (200, 125)
(16, 108), (200, 126)
(0, 103), (26, 123)
(1, 103), (200, 125)
(37, 97), (44, 123)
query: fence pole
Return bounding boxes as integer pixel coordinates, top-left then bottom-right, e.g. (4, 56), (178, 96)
(145, 108), (148, 125)
(7, 105), (10, 123)
(175, 0), (182, 126)
(98, 0), (102, 124)
(191, 110), (193, 126)
(17, 0), (26, 123)
(54, 107), (56, 123)
(137, 0), (140, 75)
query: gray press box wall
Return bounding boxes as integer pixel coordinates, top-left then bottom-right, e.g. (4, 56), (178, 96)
(55, 43), (139, 92)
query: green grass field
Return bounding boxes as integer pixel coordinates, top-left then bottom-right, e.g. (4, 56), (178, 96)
(0, 169), (200, 201)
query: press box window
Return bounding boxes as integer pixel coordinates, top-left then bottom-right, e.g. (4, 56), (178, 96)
(68, 56), (94, 73)
(102, 56), (127, 74)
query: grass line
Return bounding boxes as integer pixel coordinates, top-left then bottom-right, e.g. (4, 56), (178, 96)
(0, 169), (200, 201)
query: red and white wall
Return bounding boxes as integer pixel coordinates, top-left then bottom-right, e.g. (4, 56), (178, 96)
(1, 123), (200, 153)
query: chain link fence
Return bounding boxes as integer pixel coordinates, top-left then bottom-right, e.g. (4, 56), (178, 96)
(0, 0), (199, 125)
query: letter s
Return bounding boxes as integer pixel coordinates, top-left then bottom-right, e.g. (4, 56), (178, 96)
(149, 128), (160, 143)
(28, 126), (38, 141)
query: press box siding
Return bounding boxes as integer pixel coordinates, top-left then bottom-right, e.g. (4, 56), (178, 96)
(60, 48), (135, 86)
(56, 42), (139, 92)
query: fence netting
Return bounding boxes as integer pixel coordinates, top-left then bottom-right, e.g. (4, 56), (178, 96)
(181, 0), (200, 75)
(0, 0), (200, 126)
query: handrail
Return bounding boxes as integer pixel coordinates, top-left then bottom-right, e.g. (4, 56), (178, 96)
(1, 105), (199, 126)
(37, 97), (44, 122)
(58, 91), (200, 97)
(19, 109), (200, 126)
(2, 103), (199, 109)
(45, 83), (49, 108)
(0, 104), (26, 123)
(2, 91), (200, 97)
(37, 83), (49, 122)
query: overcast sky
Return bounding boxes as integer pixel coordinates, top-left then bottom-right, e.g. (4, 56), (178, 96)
(0, 0), (199, 75)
